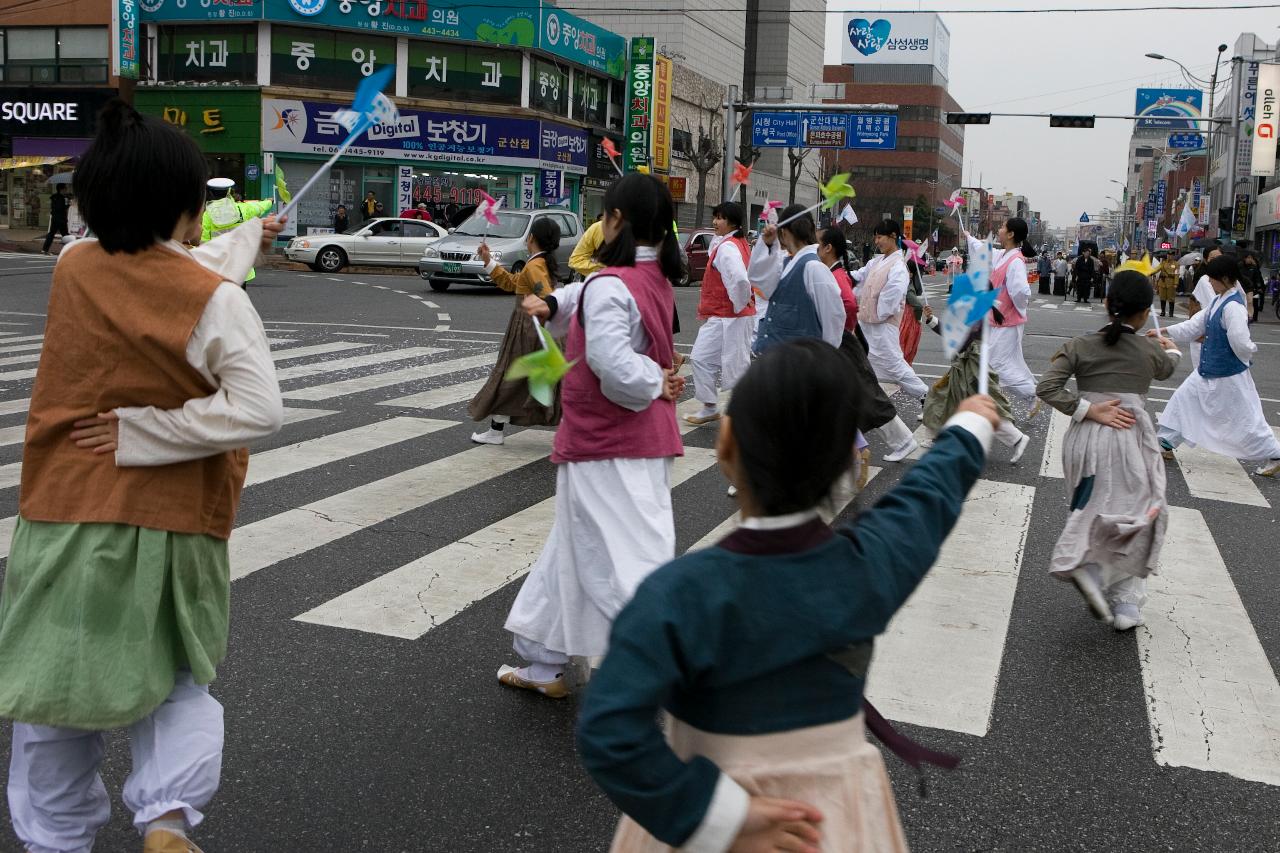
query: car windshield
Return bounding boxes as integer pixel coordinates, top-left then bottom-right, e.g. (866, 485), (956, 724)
(453, 211), (529, 239)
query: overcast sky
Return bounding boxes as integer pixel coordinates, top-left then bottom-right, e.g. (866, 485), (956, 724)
(821, 2), (1275, 226)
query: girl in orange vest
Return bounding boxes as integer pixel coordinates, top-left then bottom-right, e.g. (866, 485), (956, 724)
(0, 101), (284, 853)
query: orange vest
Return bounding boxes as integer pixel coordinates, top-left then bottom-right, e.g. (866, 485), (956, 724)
(696, 237), (755, 320)
(20, 242), (249, 540)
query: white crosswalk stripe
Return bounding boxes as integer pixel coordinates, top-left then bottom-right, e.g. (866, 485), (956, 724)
(274, 346), (447, 382)
(1172, 445), (1270, 507)
(283, 351), (497, 401)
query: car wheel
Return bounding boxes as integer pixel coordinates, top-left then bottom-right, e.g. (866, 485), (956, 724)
(428, 279), (451, 292)
(317, 247), (347, 273)
(678, 265), (691, 287)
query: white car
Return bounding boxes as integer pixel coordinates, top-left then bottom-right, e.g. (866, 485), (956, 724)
(285, 217), (448, 273)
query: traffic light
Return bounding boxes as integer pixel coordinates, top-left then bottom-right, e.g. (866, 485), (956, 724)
(1049, 115), (1096, 128)
(946, 113), (992, 125)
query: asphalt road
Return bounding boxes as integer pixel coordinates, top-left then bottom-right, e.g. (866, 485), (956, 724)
(2, 251), (1280, 852)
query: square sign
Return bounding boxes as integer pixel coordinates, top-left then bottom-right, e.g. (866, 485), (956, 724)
(752, 112), (802, 147)
(751, 111), (897, 149)
(847, 113), (897, 149)
(803, 112), (848, 147)
(1168, 132), (1204, 149)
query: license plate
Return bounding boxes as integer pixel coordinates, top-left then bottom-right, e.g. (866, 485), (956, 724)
(442, 262), (461, 274)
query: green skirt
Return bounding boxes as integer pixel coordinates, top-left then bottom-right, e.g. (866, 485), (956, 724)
(0, 518), (229, 730)
(922, 343), (1015, 432)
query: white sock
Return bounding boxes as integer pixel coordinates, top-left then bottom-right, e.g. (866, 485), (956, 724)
(146, 818), (188, 839)
(696, 404), (717, 417)
(523, 662), (563, 682)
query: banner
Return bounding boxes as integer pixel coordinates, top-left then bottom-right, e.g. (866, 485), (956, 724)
(840, 13), (949, 76)
(1134, 88), (1202, 130)
(1252, 63), (1280, 177)
(1198, 193), (1211, 226)
(1237, 62), (1260, 181)
(113, 0), (141, 79)
(539, 6), (626, 78)
(1233, 192), (1250, 235)
(623, 37), (655, 172)
(397, 164), (414, 213)
(652, 54), (673, 172)
(540, 169), (562, 200)
(520, 173), (537, 209)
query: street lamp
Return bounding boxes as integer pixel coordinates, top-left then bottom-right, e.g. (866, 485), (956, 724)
(1146, 45), (1228, 223)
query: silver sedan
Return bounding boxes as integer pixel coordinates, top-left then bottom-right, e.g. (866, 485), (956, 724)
(285, 217), (448, 273)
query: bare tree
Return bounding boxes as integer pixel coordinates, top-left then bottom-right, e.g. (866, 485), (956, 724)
(786, 147), (812, 205)
(683, 116), (722, 230)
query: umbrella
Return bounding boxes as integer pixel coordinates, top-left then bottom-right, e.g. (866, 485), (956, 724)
(45, 172), (72, 187)
(1177, 251), (1202, 267)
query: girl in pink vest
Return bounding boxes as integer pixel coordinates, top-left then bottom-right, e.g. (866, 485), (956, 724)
(963, 218), (1040, 413)
(686, 201), (754, 426)
(499, 174), (686, 698)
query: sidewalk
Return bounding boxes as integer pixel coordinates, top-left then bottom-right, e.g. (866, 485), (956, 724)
(0, 228), (53, 254)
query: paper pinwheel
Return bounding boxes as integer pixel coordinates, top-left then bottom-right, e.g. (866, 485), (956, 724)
(967, 234), (992, 292)
(903, 236), (929, 267)
(818, 173), (856, 211)
(505, 323), (576, 406)
(942, 190), (964, 211)
(600, 138), (624, 176)
(759, 200), (784, 225)
(732, 160), (753, 187)
(274, 165), (291, 205)
(477, 191), (503, 227)
(940, 273), (1002, 361)
(1114, 252), (1157, 277)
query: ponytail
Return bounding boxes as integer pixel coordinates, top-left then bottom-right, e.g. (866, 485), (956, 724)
(595, 173), (684, 288)
(1102, 270), (1154, 346)
(1005, 217), (1036, 258)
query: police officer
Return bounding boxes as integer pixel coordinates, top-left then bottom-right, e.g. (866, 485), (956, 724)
(200, 177), (273, 285)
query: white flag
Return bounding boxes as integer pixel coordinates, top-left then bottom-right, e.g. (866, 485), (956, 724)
(838, 204), (857, 225)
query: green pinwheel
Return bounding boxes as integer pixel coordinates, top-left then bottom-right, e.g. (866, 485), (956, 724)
(505, 321), (576, 406)
(819, 172), (855, 211)
(274, 165), (292, 205)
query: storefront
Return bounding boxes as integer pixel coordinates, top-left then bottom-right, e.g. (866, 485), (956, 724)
(262, 95), (589, 236)
(584, 131), (622, 222)
(0, 87), (116, 229)
(135, 88), (264, 197)
(1253, 185), (1280, 268)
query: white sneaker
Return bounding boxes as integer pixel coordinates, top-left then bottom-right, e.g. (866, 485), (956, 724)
(1255, 458), (1280, 477)
(727, 484), (738, 497)
(883, 437), (918, 463)
(470, 429), (505, 445)
(685, 408), (721, 426)
(1069, 569), (1113, 624)
(1112, 608), (1144, 631)
(1009, 433), (1031, 464)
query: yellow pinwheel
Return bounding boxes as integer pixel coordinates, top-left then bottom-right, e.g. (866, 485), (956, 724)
(819, 172), (856, 211)
(505, 323), (576, 407)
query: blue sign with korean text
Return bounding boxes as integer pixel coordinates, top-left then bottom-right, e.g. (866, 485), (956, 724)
(539, 120), (588, 174)
(140, 0), (263, 22)
(540, 169), (562, 199)
(846, 113), (897, 149)
(263, 0), (539, 43)
(1168, 132), (1205, 150)
(262, 97), (542, 168)
(539, 7), (626, 78)
(752, 111), (897, 149)
(751, 112), (802, 147)
(1155, 179), (1167, 218)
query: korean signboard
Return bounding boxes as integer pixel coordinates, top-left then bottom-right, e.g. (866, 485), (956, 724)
(406, 42), (521, 105)
(137, 89), (261, 153)
(624, 37), (655, 172)
(1233, 192), (1250, 235)
(539, 120), (589, 175)
(532, 59), (569, 116)
(541, 169), (562, 200)
(1237, 62), (1260, 180)
(1154, 179), (1166, 220)
(539, 6), (626, 78)
(1198, 193), (1211, 226)
(1251, 62), (1280, 177)
(114, 0), (141, 79)
(262, 0), (539, 43)
(751, 111), (898, 150)
(271, 26), (395, 91)
(1134, 88), (1203, 130)
(156, 25), (258, 83)
(140, 0), (262, 21)
(652, 54), (673, 172)
(520, 173), (537, 209)
(840, 13), (949, 76)
(263, 97), (543, 168)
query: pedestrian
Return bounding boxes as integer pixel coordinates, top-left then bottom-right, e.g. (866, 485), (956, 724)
(1187, 246), (1232, 368)
(1154, 254), (1179, 317)
(845, 219), (930, 460)
(1240, 250), (1265, 323)
(497, 173), (685, 698)
(685, 202), (754, 426)
(1268, 269), (1280, 309)
(577, 339), (1000, 853)
(1053, 252), (1069, 297)
(921, 305), (1030, 463)
(199, 177), (273, 285)
(1037, 271), (1181, 630)
(469, 217), (564, 445)
(747, 207), (846, 356)
(360, 190), (378, 221)
(1097, 252), (1111, 299)
(963, 218), (1040, 412)
(41, 182), (71, 255)
(1073, 247), (1096, 304)
(569, 216), (606, 280)
(1037, 251), (1052, 295)
(333, 204), (349, 233)
(0, 99), (284, 853)
(373, 201), (385, 218)
(1156, 254), (1280, 477)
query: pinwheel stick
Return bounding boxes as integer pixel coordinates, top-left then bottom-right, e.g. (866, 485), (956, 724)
(1151, 310), (1163, 338)
(977, 317), (991, 396)
(280, 133), (361, 220)
(531, 314), (550, 351)
(775, 201), (824, 228)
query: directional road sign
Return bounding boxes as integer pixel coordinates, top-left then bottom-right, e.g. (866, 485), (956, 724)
(751, 112), (898, 150)
(1168, 132), (1205, 149)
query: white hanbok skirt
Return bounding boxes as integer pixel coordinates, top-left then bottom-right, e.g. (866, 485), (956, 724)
(504, 456), (676, 660)
(1159, 369), (1280, 461)
(986, 325), (1037, 404)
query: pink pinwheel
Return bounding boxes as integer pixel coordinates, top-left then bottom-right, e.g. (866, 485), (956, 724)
(942, 190), (964, 212)
(477, 191), (503, 227)
(903, 237), (928, 266)
(732, 160), (753, 187)
(759, 200), (784, 224)
(600, 137), (623, 176)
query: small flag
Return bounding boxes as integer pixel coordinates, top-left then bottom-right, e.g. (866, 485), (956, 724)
(838, 204), (858, 226)
(968, 235), (992, 292)
(506, 325), (576, 406)
(732, 160), (753, 187)
(331, 67), (398, 138)
(477, 191), (503, 226)
(274, 165), (291, 204)
(1175, 194), (1197, 237)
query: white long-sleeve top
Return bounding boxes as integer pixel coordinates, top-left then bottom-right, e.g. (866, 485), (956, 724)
(746, 240), (844, 348)
(1192, 274), (1246, 310)
(1164, 289), (1256, 364)
(966, 233), (1030, 315)
(546, 245), (665, 411)
(851, 251), (909, 324)
(56, 222), (285, 467)
(708, 234), (751, 314)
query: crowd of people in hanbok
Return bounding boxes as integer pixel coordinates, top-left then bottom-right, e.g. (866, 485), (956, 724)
(1, 100), (1278, 853)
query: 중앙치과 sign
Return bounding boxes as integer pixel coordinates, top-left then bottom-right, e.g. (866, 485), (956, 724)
(624, 37), (654, 172)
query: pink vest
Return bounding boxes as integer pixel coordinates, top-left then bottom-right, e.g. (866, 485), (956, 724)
(697, 237), (755, 320)
(856, 252), (905, 327)
(990, 250), (1027, 328)
(552, 261), (684, 464)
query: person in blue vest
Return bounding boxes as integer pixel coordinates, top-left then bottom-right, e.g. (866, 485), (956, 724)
(1155, 254), (1280, 477)
(199, 178), (273, 286)
(746, 204), (845, 354)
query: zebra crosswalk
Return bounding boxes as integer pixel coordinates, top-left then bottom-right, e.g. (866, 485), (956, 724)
(1, 325), (1278, 792)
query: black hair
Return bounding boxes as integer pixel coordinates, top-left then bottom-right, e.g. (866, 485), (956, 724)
(1006, 217), (1037, 258)
(819, 226), (851, 274)
(208, 186), (231, 200)
(711, 201), (745, 237)
(1204, 254), (1240, 287)
(727, 339), (862, 515)
(73, 99), (207, 254)
(529, 216), (562, 284)
(872, 219), (901, 239)
(596, 173), (683, 287)
(778, 203), (817, 245)
(1102, 270), (1153, 345)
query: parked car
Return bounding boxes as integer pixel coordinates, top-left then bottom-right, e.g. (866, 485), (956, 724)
(284, 217), (448, 273)
(680, 229), (717, 286)
(417, 208), (582, 292)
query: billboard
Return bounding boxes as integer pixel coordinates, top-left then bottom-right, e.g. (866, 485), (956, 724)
(840, 13), (949, 76)
(623, 37), (655, 172)
(1134, 88), (1203, 130)
(1253, 63), (1279, 177)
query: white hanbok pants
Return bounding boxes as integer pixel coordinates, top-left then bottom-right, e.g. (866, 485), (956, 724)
(987, 325), (1038, 405)
(506, 457), (675, 665)
(861, 322), (928, 400)
(8, 673), (223, 853)
(690, 316), (754, 406)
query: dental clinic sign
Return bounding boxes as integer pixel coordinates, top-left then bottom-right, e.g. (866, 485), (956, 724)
(840, 12), (949, 77)
(1251, 63), (1280, 178)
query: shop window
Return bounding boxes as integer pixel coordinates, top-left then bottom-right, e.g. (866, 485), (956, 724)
(156, 25), (256, 84)
(608, 77), (623, 132)
(270, 26), (395, 93)
(532, 59), (569, 117)
(407, 43), (520, 105)
(576, 74), (607, 126)
(0, 27), (108, 85)
(672, 128), (692, 156)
